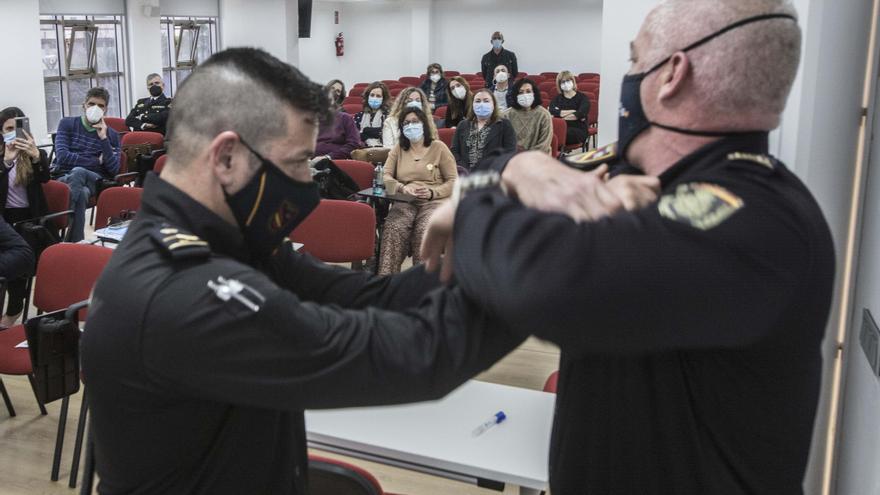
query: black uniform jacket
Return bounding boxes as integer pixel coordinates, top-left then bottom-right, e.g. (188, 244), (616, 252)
(454, 133), (836, 495)
(124, 94), (172, 134)
(82, 173), (523, 495)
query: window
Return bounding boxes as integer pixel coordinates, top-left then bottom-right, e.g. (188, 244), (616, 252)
(41, 15), (128, 132)
(160, 17), (218, 97)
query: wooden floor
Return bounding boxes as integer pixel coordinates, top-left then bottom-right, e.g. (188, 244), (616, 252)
(0, 222), (560, 495)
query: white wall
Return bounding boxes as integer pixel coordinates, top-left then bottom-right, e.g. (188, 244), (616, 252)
(219, 0), (299, 66)
(126, 0), (163, 102)
(0, 0), (51, 144)
(160, 0), (219, 17)
(40, 0), (125, 15)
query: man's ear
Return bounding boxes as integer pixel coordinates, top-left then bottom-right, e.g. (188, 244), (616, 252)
(656, 51), (691, 102)
(207, 131), (242, 187)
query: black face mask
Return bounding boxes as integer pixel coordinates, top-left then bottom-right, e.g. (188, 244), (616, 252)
(224, 138), (320, 259)
(617, 13), (797, 160)
(149, 85), (163, 97)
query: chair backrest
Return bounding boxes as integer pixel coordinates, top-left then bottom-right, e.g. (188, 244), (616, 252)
(121, 130), (164, 149)
(381, 80), (399, 87)
(540, 71), (558, 79)
(343, 96), (362, 105)
(334, 159), (374, 191)
(438, 127), (455, 148)
(33, 243), (114, 318)
(103, 117), (129, 133)
(154, 154), (168, 174)
(290, 200), (376, 263)
(550, 134), (558, 157)
(443, 70), (460, 77)
(587, 99), (599, 126)
(544, 370), (559, 393)
(342, 104), (362, 115)
(578, 82), (599, 95)
(433, 105), (448, 119)
(398, 76), (422, 86)
(578, 72), (600, 80)
(540, 92), (551, 105)
(41, 180), (71, 230)
(308, 455), (384, 495)
(389, 87), (404, 97)
(349, 87), (365, 97)
(551, 117), (567, 152)
(538, 81), (557, 95)
(94, 187), (143, 229)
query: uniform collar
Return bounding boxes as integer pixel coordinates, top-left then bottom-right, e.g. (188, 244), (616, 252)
(658, 132), (769, 187)
(140, 173), (250, 262)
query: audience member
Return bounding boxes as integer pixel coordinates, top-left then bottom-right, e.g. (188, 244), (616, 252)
(353, 81), (390, 147)
(326, 79), (346, 109)
(505, 78), (553, 155)
(443, 76), (472, 128)
(53, 87), (121, 243)
(0, 107), (48, 327)
(419, 63), (449, 111)
(125, 73), (172, 134)
(549, 70), (590, 147)
(480, 31), (518, 83)
(451, 89), (516, 173)
(315, 82), (363, 160)
(489, 65), (515, 113)
(0, 217), (34, 321)
(382, 87), (437, 149)
(379, 107), (457, 275)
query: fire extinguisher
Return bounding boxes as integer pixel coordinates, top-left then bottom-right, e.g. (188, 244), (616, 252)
(335, 32), (344, 57)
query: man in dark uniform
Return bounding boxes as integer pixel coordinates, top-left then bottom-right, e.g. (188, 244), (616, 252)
(480, 31), (518, 84)
(125, 73), (172, 134)
(82, 49), (535, 495)
(422, 1), (836, 494)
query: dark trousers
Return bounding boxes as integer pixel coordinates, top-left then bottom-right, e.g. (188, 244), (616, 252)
(2, 207), (33, 316)
(566, 126), (588, 146)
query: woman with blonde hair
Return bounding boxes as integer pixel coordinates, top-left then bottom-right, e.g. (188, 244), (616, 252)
(549, 70), (590, 147)
(0, 106), (50, 327)
(382, 87), (438, 149)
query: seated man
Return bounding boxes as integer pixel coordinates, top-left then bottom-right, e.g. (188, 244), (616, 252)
(125, 73), (172, 134)
(53, 87), (120, 242)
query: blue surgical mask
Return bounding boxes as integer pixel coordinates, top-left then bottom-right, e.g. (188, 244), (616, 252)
(2, 131), (16, 145)
(403, 122), (424, 142)
(492, 39), (503, 49)
(368, 97), (383, 110)
(473, 101), (493, 118)
(406, 100), (422, 109)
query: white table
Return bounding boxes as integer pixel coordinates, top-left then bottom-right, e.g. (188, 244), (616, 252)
(306, 380), (555, 494)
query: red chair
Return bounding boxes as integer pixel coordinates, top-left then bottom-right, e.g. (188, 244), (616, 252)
(121, 131), (165, 184)
(552, 117), (567, 154)
(121, 130), (164, 150)
(343, 96), (362, 105)
(381, 80), (399, 87)
(544, 370), (559, 393)
(540, 92), (551, 106)
(471, 80), (486, 89)
(103, 117), (129, 134)
(154, 154), (167, 175)
(342, 104), (362, 115)
(41, 180), (74, 234)
(443, 70), (460, 77)
(433, 105), (448, 119)
(438, 128), (455, 148)
(538, 81), (558, 96)
(587, 99), (599, 149)
(398, 76), (422, 86)
(290, 200), (376, 265)
(578, 82), (599, 94)
(334, 159), (374, 191)
(94, 187), (143, 230)
(540, 71), (559, 79)
(461, 74), (477, 81)
(389, 87), (404, 97)
(349, 87), (365, 97)
(309, 454), (397, 495)
(578, 72), (600, 80)
(550, 134), (559, 158)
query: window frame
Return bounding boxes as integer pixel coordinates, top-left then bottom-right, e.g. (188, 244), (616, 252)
(161, 16), (217, 97)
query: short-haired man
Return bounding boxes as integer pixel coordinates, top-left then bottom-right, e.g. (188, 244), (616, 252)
(53, 87), (120, 242)
(125, 73), (172, 134)
(480, 31), (518, 84)
(423, 0), (835, 493)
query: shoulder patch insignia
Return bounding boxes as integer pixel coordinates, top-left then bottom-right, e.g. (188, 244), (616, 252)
(563, 142), (618, 171)
(150, 224), (211, 260)
(137, 103), (145, 108)
(658, 182), (744, 230)
(726, 152), (774, 170)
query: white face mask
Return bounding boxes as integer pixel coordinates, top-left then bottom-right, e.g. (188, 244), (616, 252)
(452, 86), (467, 100)
(517, 93), (535, 108)
(85, 105), (104, 124)
(495, 72), (509, 83)
(430, 73), (441, 83)
(561, 81), (575, 92)
(406, 100), (422, 109)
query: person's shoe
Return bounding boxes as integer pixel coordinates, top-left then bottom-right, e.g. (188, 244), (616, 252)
(0, 312), (22, 328)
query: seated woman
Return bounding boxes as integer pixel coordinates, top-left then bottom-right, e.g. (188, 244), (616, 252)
(549, 70), (590, 147)
(488, 64), (515, 113)
(379, 107), (457, 275)
(504, 78), (553, 155)
(353, 82), (391, 147)
(0, 106), (49, 327)
(451, 89), (516, 173)
(442, 76), (472, 128)
(315, 81), (363, 160)
(382, 87), (438, 149)
(419, 63), (449, 111)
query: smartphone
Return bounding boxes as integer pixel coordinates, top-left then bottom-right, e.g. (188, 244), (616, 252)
(14, 117), (30, 140)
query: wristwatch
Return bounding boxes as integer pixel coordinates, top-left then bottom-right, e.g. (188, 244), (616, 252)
(451, 170), (503, 207)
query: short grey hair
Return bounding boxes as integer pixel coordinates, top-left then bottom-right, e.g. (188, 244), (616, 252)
(146, 73), (162, 83)
(642, 0), (801, 119)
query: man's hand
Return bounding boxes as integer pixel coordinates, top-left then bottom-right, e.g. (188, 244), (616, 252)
(606, 174), (661, 211)
(420, 200), (457, 283)
(93, 120), (108, 140)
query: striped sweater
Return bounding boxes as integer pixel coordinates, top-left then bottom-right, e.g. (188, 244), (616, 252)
(53, 116), (120, 177)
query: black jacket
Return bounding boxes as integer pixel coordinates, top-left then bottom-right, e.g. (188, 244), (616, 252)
(0, 148), (50, 218)
(480, 48), (518, 83)
(451, 119), (517, 171)
(549, 92), (590, 131)
(125, 94), (172, 134)
(0, 217), (34, 281)
(455, 133), (835, 495)
(82, 173), (522, 495)
(419, 78), (449, 108)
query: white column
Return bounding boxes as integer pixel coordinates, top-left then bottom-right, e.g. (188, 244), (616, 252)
(409, 0), (432, 75)
(219, 0), (298, 67)
(126, 0), (163, 103)
(0, 0), (50, 143)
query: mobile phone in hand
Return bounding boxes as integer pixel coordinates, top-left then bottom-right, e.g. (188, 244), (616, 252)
(14, 117), (30, 139)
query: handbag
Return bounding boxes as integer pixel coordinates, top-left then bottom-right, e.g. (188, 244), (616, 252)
(25, 304), (85, 404)
(313, 158), (361, 200)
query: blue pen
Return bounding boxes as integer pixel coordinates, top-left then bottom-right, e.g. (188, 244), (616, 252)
(471, 411), (507, 437)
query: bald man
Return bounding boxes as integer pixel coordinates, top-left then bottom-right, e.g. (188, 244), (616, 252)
(422, 1), (834, 494)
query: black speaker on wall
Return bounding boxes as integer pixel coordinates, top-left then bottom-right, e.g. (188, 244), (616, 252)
(298, 0), (313, 38)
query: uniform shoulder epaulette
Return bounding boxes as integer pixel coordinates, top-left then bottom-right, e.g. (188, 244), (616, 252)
(150, 224), (211, 261)
(563, 142), (618, 171)
(725, 152), (776, 170)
